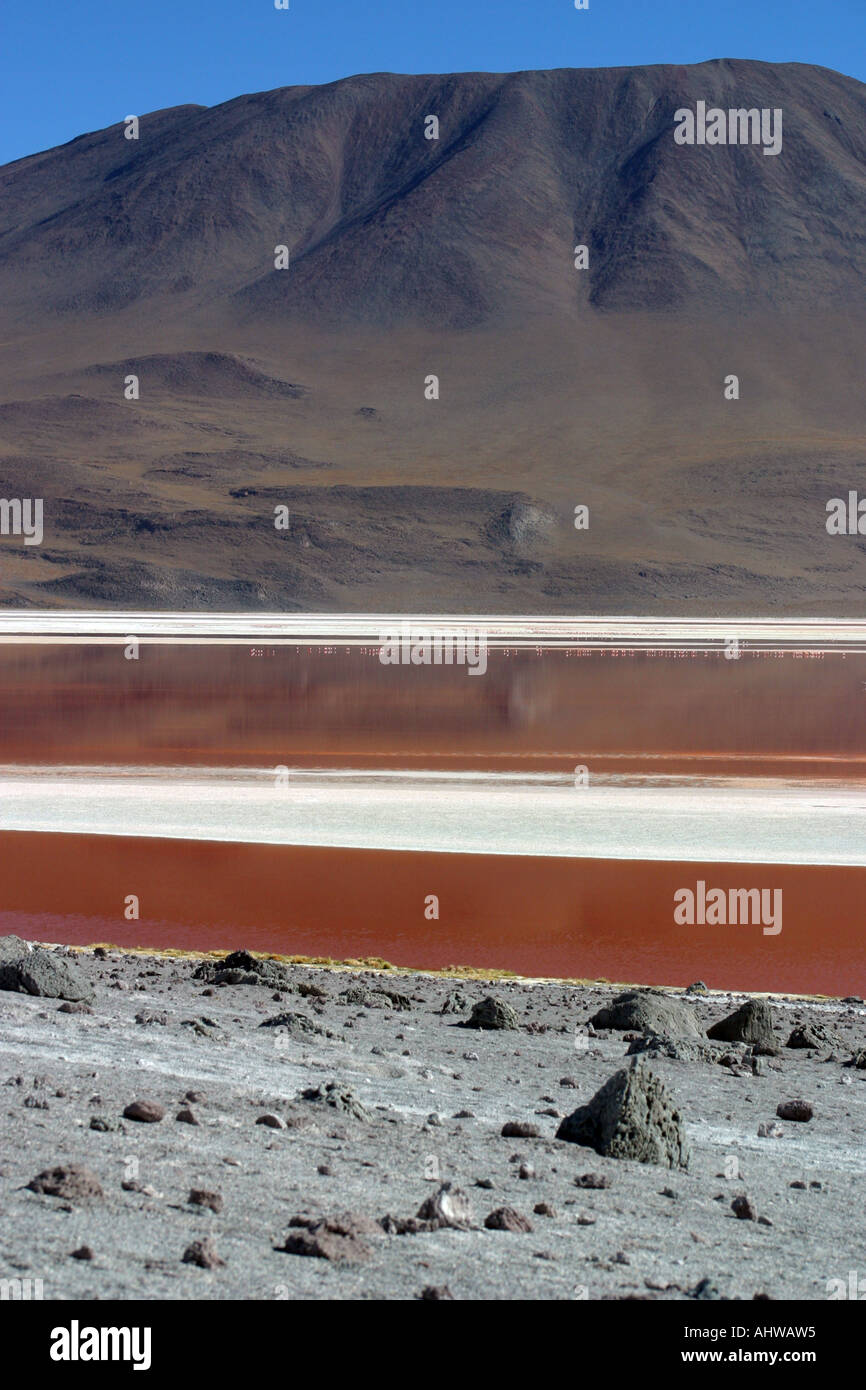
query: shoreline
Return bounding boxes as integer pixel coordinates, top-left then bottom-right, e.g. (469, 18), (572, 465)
(2, 831), (863, 997)
(32, 940), (849, 1005)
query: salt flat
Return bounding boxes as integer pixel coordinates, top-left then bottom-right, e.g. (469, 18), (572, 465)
(0, 613), (865, 649)
(1, 767), (864, 864)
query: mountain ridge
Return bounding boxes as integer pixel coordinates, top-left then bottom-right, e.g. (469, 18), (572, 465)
(0, 60), (864, 612)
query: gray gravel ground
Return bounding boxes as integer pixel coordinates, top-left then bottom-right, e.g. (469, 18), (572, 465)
(1, 943), (865, 1301)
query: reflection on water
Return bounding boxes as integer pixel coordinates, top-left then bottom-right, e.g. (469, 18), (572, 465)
(0, 643), (863, 992)
(0, 643), (864, 777)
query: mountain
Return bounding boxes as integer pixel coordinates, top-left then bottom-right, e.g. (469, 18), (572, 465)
(1, 60), (864, 612)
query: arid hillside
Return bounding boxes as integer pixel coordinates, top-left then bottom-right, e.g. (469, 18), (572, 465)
(0, 60), (864, 611)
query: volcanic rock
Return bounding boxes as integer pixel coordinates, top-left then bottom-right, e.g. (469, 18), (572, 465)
(188, 1189), (223, 1213)
(193, 951), (291, 989)
(0, 948), (94, 1003)
(732, 1195), (758, 1221)
(182, 1237), (225, 1269)
(707, 1001), (779, 1055)
(626, 1035), (718, 1062)
(300, 1083), (373, 1122)
(259, 1010), (337, 1039)
(282, 1214), (376, 1263)
(786, 1023), (837, 1050)
(484, 1207), (534, 1233)
(589, 990), (700, 1039)
(415, 1183), (474, 1230)
(460, 997), (519, 1031)
(123, 1100), (165, 1123)
(0, 935), (33, 964)
(28, 1165), (104, 1201)
(776, 1099), (813, 1122)
(556, 1062), (690, 1168)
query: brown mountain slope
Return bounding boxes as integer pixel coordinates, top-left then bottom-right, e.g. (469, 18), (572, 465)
(0, 60), (864, 612)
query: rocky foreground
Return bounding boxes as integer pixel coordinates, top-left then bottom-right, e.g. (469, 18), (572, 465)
(0, 936), (864, 1301)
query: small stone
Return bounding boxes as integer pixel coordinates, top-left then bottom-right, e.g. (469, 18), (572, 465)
(416, 1183), (474, 1230)
(460, 997), (519, 1031)
(501, 1120), (540, 1138)
(188, 1188), (223, 1213)
(300, 1083), (372, 1122)
(284, 1114), (318, 1132)
(259, 1010), (333, 1039)
(518, 1163), (535, 1180)
(731, 1194), (758, 1221)
(256, 1113), (285, 1129)
(123, 1100), (164, 1124)
(176, 1108), (199, 1125)
(281, 1219), (371, 1263)
(29, 1165), (103, 1201)
(575, 1173), (612, 1189)
(122, 1180), (161, 1197)
(419, 1284), (455, 1300)
(533, 1202), (556, 1217)
(758, 1121), (784, 1138)
(484, 1206), (533, 1233)
(182, 1237), (225, 1269)
(786, 1023), (835, 1050)
(691, 1277), (723, 1300)
(89, 1116), (122, 1133)
(70, 1245), (95, 1261)
(776, 1099), (813, 1122)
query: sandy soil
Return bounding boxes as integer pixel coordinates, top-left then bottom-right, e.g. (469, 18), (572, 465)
(1, 943), (864, 1301)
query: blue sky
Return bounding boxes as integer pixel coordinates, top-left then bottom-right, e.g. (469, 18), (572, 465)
(1, 0), (863, 166)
